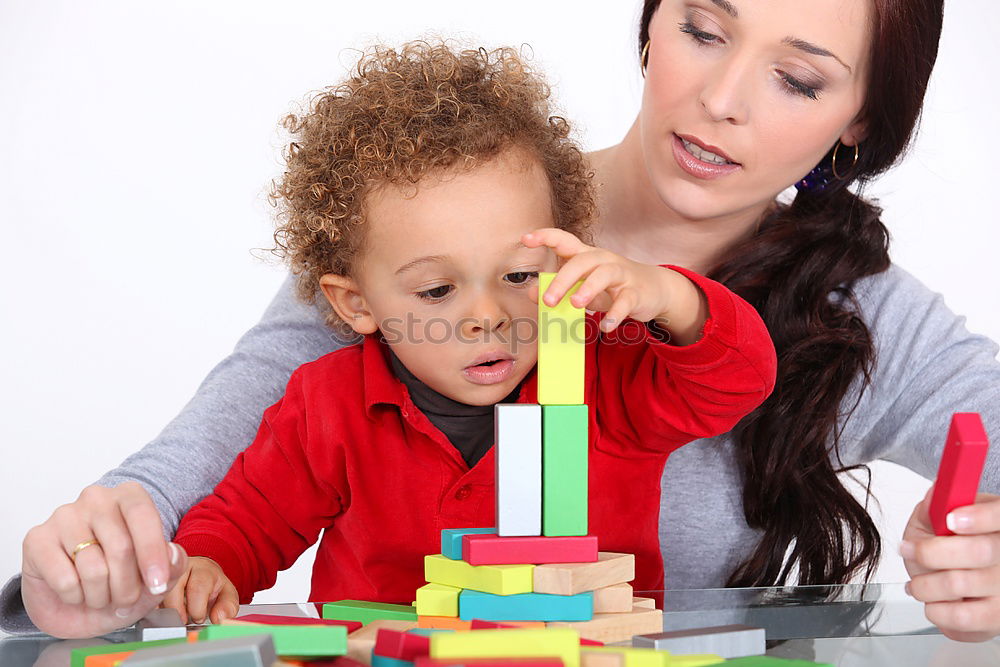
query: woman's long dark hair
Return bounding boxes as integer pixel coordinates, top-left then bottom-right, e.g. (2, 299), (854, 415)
(639, 0), (945, 586)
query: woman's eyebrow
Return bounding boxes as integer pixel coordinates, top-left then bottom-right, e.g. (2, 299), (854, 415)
(708, 0), (852, 74)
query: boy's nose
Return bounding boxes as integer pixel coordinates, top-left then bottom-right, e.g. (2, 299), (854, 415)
(462, 294), (510, 336)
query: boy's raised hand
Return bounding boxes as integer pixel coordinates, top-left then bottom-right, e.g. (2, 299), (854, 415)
(522, 228), (708, 345)
(161, 556), (240, 626)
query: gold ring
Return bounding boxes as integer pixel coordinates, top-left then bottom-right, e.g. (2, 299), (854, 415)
(71, 539), (101, 562)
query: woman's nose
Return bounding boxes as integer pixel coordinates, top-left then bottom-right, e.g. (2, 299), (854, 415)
(699, 57), (752, 125)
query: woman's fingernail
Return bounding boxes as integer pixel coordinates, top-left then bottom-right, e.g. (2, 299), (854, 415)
(147, 564), (167, 595)
(169, 542), (180, 565)
(900, 540), (916, 559)
(115, 607), (132, 618)
(947, 511), (972, 533)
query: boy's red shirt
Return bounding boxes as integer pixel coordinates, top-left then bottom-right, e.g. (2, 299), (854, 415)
(174, 267), (776, 604)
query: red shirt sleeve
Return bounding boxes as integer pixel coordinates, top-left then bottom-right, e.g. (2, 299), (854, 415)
(591, 264), (777, 454)
(173, 368), (345, 603)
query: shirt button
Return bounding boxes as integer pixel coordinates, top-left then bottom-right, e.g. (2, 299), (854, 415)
(454, 485), (472, 500)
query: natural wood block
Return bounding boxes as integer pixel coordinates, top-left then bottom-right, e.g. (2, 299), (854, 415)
(346, 620), (418, 663)
(592, 583), (634, 613)
(533, 552), (635, 595)
(632, 597), (656, 610)
(580, 646), (664, 667)
(581, 652), (625, 667)
(547, 605), (663, 644)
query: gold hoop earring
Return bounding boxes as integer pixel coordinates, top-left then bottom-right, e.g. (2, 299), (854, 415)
(640, 40), (650, 78)
(831, 140), (860, 179)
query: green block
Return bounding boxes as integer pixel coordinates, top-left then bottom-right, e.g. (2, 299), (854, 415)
(322, 599), (418, 625)
(71, 638), (186, 667)
(542, 404), (589, 536)
(199, 624), (347, 657)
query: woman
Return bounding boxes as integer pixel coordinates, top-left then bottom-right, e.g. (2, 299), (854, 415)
(11, 0), (1000, 642)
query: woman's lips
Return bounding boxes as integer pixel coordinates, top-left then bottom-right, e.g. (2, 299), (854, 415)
(462, 359), (516, 385)
(671, 133), (742, 180)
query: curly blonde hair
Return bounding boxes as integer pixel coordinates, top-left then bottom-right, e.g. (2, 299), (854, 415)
(269, 40), (595, 331)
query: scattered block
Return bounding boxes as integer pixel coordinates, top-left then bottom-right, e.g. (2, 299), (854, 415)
(534, 553), (635, 595)
(86, 651), (136, 667)
(346, 620), (419, 663)
(372, 655), (413, 667)
(228, 614), (362, 633)
(136, 608), (187, 641)
(459, 589), (593, 622)
(416, 659), (564, 667)
(711, 659), (833, 666)
(632, 598), (656, 610)
(199, 624), (347, 657)
(632, 624), (765, 659)
(442, 528), (497, 560)
(416, 583), (462, 617)
(72, 639), (187, 667)
(424, 554), (534, 595)
(374, 628), (431, 661)
(542, 405), (589, 536)
(430, 628), (581, 667)
(579, 646), (664, 667)
(323, 600), (418, 625)
(463, 534), (598, 566)
(537, 272), (585, 405)
(592, 583), (633, 613)
(119, 635), (276, 666)
(469, 619), (548, 630)
(548, 605), (662, 644)
(496, 404), (543, 536)
(580, 652), (624, 667)
(418, 615), (473, 631)
(929, 413), (989, 535)
(662, 656), (725, 666)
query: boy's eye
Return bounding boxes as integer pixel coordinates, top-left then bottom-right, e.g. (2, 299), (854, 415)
(505, 271), (538, 285)
(416, 285), (453, 301)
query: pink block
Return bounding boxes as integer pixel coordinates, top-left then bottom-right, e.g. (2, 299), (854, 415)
(929, 413), (989, 536)
(462, 534), (598, 565)
(233, 613), (362, 633)
(374, 628), (431, 661)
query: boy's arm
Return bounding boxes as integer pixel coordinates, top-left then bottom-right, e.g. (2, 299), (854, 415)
(172, 367), (345, 605)
(593, 265), (777, 453)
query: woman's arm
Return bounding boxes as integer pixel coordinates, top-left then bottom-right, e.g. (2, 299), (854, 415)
(8, 274), (347, 635)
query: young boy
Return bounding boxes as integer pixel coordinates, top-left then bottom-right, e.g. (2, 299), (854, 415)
(164, 41), (777, 624)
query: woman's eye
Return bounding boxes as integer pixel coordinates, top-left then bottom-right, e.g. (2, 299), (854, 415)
(416, 285), (453, 301)
(505, 271), (538, 285)
(678, 19), (721, 45)
(777, 72), (821, 100)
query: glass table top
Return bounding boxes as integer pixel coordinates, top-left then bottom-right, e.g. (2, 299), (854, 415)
(3, 583), (1000, 666)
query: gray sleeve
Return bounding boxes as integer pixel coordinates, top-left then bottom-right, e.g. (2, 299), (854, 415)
(837, 264), (1000, 492)
(1, 273), (351, 634)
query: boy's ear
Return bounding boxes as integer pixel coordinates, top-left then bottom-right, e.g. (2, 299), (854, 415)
(319, 274), (378, 335)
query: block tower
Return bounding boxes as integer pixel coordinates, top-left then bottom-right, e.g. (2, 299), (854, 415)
(412, 273), (663, 643)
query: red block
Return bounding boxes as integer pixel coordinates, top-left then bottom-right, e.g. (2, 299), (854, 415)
(415, 659), (563, 667)
(462, 535), (598, 565)
(233, 613), (362, 633)
(579, 638), (604, 646)
(930, 413), (990, 536)
(374, 628), (431, 661)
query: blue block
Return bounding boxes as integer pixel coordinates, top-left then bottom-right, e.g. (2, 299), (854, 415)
(458, 589), (593, 622)
(441, 527), (496, 560)
(372, 654), (413, 667)
(406, 628), (455, 636)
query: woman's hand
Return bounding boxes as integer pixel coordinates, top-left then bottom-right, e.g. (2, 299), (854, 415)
(161, 556), (240, 625)
(902, 486), (1000, 642)
(522, 228), (708, 345)
(21, 482), (188, 638)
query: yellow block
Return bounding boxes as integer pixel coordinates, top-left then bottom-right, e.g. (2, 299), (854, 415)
(415, 582), (461, 617)
(664, 655), (723, 666)
(582, 646), (669, 667)
(430, 628), (581, 667)
(424, 554), (534, 595)
(538, 273), (585, 405)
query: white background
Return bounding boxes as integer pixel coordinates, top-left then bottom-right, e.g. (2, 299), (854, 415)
(1, 0), (998, 604)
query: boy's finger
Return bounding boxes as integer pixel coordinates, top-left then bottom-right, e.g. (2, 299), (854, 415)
(185, 567), (216, 625)
(541, 253), (601, 307)
(209, 584), (240, 624)
(161, 566), (191, 625)
(117, 485), (170, 596)
(602, 290), (637, 333)
(571, 263), (619, 310)
(522, 228), (588, 259)
(90, 507), (144, 610)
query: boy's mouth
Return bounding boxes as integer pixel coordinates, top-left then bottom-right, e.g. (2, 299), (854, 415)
(463, 352), (516, 386)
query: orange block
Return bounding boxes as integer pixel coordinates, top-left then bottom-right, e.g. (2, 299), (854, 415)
(418, 615), (473, 631)
(85, 652), (133, 667)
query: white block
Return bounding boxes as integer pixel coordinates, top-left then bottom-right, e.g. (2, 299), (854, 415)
(495, 404), (542, 536)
